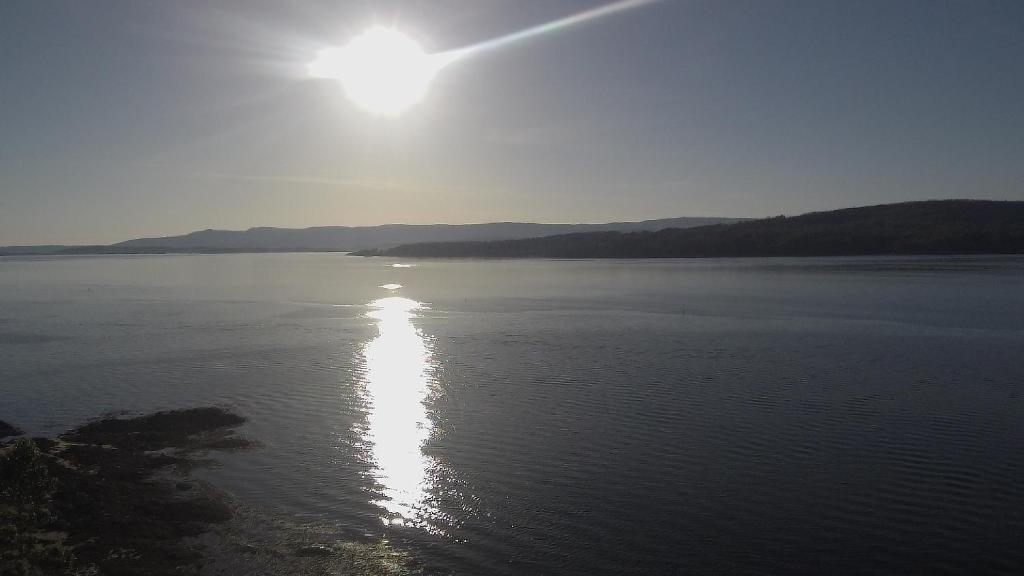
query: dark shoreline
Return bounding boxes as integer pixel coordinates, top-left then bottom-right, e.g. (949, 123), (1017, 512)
(353, 200), (1024, 259)
(0, 409), (419, 576)
(0, 248), (352, 257)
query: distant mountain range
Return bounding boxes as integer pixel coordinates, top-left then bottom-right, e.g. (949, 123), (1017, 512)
(354, 200), (1024, 258)
(0, 217), (742, 255)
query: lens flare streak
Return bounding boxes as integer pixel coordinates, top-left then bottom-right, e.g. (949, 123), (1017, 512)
(437, 0), (662, 64)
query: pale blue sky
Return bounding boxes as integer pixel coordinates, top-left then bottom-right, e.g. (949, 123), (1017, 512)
(1, 0), (1022, 244)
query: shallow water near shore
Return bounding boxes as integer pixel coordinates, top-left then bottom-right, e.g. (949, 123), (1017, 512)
(2, 253), (1024, 575)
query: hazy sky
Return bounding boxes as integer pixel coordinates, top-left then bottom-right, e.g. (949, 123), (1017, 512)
(2, 0), (1022, 244)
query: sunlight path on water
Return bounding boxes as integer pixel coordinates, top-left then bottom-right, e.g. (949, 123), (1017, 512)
(359, 294), (442, 530)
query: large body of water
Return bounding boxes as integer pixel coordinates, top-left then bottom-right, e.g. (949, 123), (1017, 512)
(2, 254), (1023, 575)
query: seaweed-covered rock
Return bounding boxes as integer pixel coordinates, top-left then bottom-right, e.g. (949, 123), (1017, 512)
(1, 407), (420, 576)
(0, 438), (75, 575)
(2, 408), (250, 576)
(295, 543), (334, 557)
(0, 420), (22, 438)
(63, 407), (247, 451)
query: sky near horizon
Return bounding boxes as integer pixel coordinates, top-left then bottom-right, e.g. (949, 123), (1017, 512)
(1, 1), (1023, 245)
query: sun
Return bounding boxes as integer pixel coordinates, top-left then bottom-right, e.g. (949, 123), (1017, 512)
(309, 27), (438, 116)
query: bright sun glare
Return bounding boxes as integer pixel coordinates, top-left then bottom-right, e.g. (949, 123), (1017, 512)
(308, 27), (438, 116)
(307, 2), (661, 116)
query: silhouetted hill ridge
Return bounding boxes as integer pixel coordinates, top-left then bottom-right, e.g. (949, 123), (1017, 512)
(357, 200), (1024, 258)
(111, 217), (742, 251)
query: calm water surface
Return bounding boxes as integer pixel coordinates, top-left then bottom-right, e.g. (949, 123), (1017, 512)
(2, 254), (1024, 575)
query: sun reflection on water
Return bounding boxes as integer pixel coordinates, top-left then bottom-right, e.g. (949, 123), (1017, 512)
(360, 295), (439, 528)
